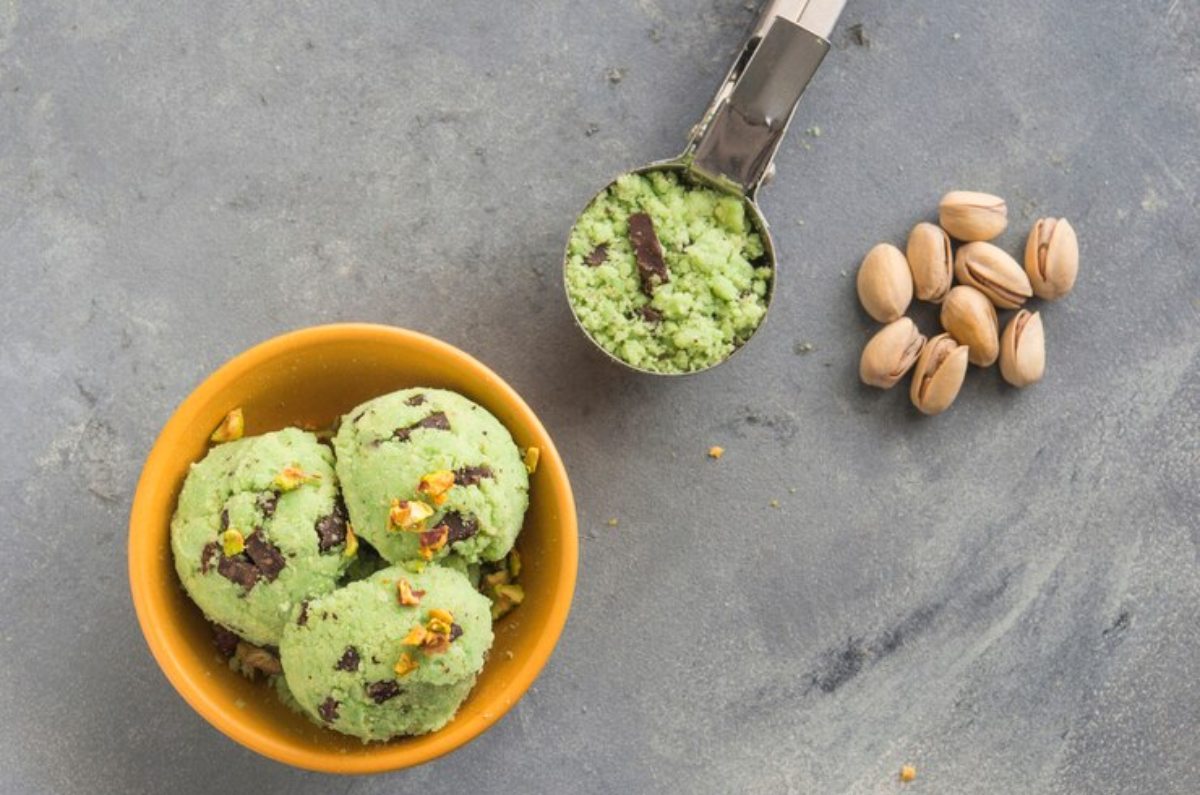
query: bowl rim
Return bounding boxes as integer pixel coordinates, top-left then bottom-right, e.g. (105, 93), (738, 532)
(128, 323), (578, 774)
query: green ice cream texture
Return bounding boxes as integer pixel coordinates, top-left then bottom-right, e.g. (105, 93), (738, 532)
(170, 389), (528, 741)
(281, 565), (493, 741)
(170, 428), (351, 646)
(565, 169), (772, 373)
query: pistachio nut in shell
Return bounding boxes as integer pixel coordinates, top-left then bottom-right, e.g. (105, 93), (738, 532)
(856, 243), (913, 323)
(954, 241), (1033, 309)
(938, 190), (1008, 241)
(999, 309), (1046, 387)
(905, 222), (954, 302)
(1024, 217), (1078, 300)
(860, 317), (927, 389)
(910, 333), (970, 416)
(940, 285), (999, 367)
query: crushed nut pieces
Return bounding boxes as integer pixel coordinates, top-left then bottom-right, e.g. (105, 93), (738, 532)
(220, 528), (245, 557)
(342, 524), (358, 558)
(388, 498), (434, 532)
(417, 470), (455, 506)
(393, 652), (419, 677)
(900, 765), (917, 783)
(402, 608), (461, 656)
(418, 525), (449, 560)
(708, 445), (725, 459)
(273, 465), (321, 492)
(523, 446), (541, 474)
(210, 408), (245, 443)
(397, 578), (425, 606)
(482, 549), (526, 620)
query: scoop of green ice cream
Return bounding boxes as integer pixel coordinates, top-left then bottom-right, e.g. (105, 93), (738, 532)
(333, 388), (528, 565)
(280, 564), (493, 741)
(565, 169), (772, 373)
(170, 428), (353, 646)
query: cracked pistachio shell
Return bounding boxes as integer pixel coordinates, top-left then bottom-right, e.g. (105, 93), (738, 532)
(954, 241), (1033, 310)
(910, 333), (969, 415)
(906, 222), (954, 302)
(860, 317), (927, 389)
(940, 285), (999, 367)
(1024, 217), (1078, 300)
(938, 190), (1008, 241)
(857, 243), (913, 323)
(999, 309), (1045, 387)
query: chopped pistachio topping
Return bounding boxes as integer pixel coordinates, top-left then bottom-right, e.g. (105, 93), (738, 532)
(220, 528), (245, 557)
(402, 625), (428, 646)
(397, 578), (424, 606)
(427, 608), (454, 627)
(495, 584), (525, 604)
(417, 526), (448, 560)
(417, 470), (455, 506)
(273, 464), (321, 492)
(393, 652), (419, 677)
(210, 408), (245, 443)
(707, 445), (725, 459)
(507, 549), (522, 579)
(523, 446), (541, 474)
(342, 525), (359, 558)
(388, 499), (434, 532)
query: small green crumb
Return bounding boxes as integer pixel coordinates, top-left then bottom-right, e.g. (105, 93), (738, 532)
(607, 518), (619, 527)
(769, 499), (781, 509)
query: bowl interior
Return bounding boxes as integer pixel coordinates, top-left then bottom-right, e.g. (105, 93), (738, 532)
(129, 325), (577, 773)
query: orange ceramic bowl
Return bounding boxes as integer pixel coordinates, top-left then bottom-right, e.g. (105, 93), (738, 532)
(129, 324), (577, 773)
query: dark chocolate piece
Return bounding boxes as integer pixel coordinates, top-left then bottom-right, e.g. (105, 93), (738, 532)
(220, 509), (230, 531)
(627, 212), (669, 295)
(314, 498), (349, 552)
(318, 696), (340, 722)
(584, 244), (609, 267)
(296, 600), (310, 626)
(366, 681), (402, 704)
(392, 412), (451, 442)
(405, 394), (427, 406)
(256, 492), (278, 518)
(212, 625), (240, 658)
(217, 555), (259, 591)
(437, 512), (479, 544)
(454, 465), (493, 487)
(200, 542), (220, 574)
(449, 623), (464, 643)
(638, 306), (663, 324)
(244, 530), (286, 582)
(335, 646), (360, 672)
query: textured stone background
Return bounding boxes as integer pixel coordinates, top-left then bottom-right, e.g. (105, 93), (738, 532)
(2, 0), (1198, 793)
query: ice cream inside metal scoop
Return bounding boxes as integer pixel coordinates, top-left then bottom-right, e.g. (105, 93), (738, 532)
(562, 0), (845, 376)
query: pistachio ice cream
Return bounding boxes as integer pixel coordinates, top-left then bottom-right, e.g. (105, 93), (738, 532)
(333, 388), (529, 565)
(280, 564), (493, 741)
(565, 169), (772, 373)
(170, 428), (353, 646)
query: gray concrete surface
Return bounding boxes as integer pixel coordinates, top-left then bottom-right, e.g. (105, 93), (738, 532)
(2, 0), (1198, 792)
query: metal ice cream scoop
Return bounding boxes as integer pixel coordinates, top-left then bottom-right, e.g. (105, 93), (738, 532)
(563, 0), (846, 375)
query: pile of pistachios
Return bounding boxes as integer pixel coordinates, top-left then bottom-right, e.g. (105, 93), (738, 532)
(857, 191), (1079, 415)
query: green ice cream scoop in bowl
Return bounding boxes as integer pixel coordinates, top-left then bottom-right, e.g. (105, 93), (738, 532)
(563, 0), (846, 375)
(128, 324), (577, 773)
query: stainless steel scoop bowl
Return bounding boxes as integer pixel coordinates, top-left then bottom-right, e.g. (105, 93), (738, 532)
(562, 0), (846, 376)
